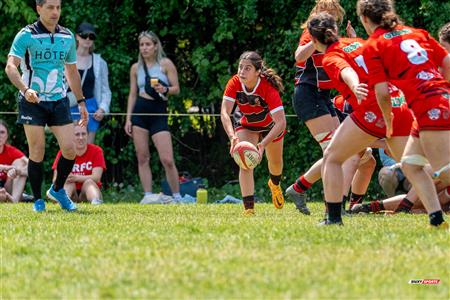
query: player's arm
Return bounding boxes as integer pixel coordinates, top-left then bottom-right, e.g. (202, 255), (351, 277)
(259, 108), (286, 148)
(374, 82), (393, 138)
(72, 167), (103, 183)
(5, 56), (39, 103)
(440, 55), (450, 81)
(340, 67), (368, 104)
(295, 41), (315, 63)
(220, 98), (239, 154)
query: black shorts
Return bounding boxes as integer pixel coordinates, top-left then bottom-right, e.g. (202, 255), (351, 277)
(131, 96), (169, 136)
(17, 95), (73, 126)
(293, 84), (336, 122)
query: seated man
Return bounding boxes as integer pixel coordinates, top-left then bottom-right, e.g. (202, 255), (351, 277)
(0, 120), (29, 203)
(378, 148), (411, 197)
(51, 124), (106, 204)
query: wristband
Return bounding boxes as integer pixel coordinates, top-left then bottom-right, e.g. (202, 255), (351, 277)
(163, 86), (169, 96)
(77, 97), (86, 104)
(23, 88), (30, 95)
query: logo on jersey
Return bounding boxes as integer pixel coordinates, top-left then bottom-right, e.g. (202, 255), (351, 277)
(343, 42), (362, 53)
(383, 29), (411, 39)
(427, 109), (441, 120)
(364, 111), (377, 123)
(72, 162), (93, 173)
(416, 71), (434, 81)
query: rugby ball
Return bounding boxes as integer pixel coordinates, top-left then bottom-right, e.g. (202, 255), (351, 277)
(232, 141), (260, 170)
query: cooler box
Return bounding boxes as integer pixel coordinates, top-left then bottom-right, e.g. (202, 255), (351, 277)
(161, 177), (204, 197)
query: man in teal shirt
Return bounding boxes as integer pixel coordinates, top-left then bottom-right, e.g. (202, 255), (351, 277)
(5, 0), (88, 212)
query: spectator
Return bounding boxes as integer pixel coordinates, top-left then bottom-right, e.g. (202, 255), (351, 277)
(378, 148), (411, 197)
(69, 22), (112, 144)
(51, 124), (105, 204)
(438, 22), (450, 52)
(0, 120), (28, 203)
(124, 31), (181, 204)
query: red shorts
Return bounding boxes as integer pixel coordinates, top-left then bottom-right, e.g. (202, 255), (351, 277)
(410, 120), (420, 138)
(351, 102), (413, 138)
(409, 93), (450, 131)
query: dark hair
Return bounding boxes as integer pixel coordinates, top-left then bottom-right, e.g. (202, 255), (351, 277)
(357, 0), (402, 30)
(239, 51), (284, 93)
(307, 12), (339, 46)
(0, 119), (9, 134)
(36, 0), (47, 5)
(439, 22), (450, 44)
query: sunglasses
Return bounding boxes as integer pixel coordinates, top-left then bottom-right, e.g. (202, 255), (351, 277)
(79, 33), (96, 40)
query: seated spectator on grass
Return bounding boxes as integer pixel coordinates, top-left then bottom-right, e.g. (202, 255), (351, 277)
(51, 124), (106, 204)
(378, 148), (411, 197)
(0, 120), (29, 203)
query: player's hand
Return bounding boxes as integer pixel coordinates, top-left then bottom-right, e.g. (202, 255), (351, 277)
(124, 120), (133, 137)
(78, 104), (89, 127)
(353, 83), (369, 104)
(24, 88), (40, 103)
(6, 167), (17, 179)
(385, 112), (394, 138)
(0, 164), (12, 172)
(66, 174), (76, 183)
(256, 143), (265, 163)
(229, 135), (239, 155)
(346, 20), (357, 38)
(93, 108), (105, 121)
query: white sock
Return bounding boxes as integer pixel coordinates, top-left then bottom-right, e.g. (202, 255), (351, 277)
(144, 192), (154, 196)
(173, 193), (182, 200)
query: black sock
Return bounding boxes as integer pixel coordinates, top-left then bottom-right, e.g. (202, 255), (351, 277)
(327, 202), (342, 223)
(395, 197), (414, 213)
(243, 195), (255, 210)
(270, 174), (281, 185)
(53, 155), (75, 191)
(429, 210), (444, 226)
(28, 159), (43, 200)
(342, 195), (348, 210)
(350, 193), (364, 209)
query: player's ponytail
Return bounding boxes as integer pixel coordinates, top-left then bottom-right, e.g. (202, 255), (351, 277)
(308, 12), (339, 46)
(239, 51), (284, 93)
(357, 0), (402, 30)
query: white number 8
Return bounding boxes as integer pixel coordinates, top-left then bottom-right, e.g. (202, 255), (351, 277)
(400, 39), (428, 65)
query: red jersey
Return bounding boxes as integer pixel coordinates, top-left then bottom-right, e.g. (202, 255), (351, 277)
(364, 25), (449, 107)
(295, 29), (333, 89)
(223, 75), (284, 131)
(0, 144), (25, 182)
(52, 144), (106, 190)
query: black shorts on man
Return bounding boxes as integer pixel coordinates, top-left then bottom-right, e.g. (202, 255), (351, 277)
(17, 96), (73, 126)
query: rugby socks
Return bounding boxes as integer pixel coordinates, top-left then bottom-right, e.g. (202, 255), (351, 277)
(394, 197), (414, 213)
(28, 159), (43, 200)
(429, 210), (444, 226)
(53, 155), (75, 191)
(243, 195), (255, 210)
(270, 174), (281, 186)
(327, 202), (342, 223)
(349, 193), (364, 210)
(293, 175), (312, 193)
(369, 200), (384, 213)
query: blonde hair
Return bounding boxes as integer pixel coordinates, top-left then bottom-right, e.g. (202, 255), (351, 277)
(137, 31), (166, 67)
(301, 0), (345, 29)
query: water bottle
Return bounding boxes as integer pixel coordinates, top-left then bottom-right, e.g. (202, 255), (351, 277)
(196, 184), (208, 204)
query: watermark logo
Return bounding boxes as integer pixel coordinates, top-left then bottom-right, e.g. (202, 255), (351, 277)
(408, 279), (440, 285)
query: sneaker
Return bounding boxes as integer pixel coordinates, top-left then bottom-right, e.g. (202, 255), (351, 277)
(268, 179), (284, 209)
(33, 199), (46, 212)
(46, 185), (77, 211)
(140, 193), (173, 204)
(430, 221), (449, 230)
(351, 203), (371, 214)
(243, 208), (255, 216)
(91, 199), (103, 205)
(22, 193), (35, 203)
(318, 219), (344, 226)
(285, 184), (310, 215)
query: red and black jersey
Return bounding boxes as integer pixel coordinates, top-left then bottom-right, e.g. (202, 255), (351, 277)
(294, 29), (334, 90)
(223, 75), (284, 131)
(364, 25), (449, 107)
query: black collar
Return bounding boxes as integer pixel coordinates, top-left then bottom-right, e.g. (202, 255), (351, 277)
(36, 19), (61, 34)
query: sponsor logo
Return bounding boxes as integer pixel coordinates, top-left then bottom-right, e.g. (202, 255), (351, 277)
(20, 115), (32, 120)
(364, 111), (377, 123)
(409, 279), (440, 285)
(416, 71), (434, 81)
(427, 109), (441, 120)
(343, 42), (362, 53)
(72, 161), (93, 173)
(383, 29), (411, 39)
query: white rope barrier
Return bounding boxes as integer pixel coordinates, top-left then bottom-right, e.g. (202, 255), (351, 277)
(0, 111), (300, 117)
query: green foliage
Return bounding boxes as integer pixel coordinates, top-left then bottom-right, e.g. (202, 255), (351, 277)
(2, 203), (449, 298)
(0, 1), (447, 198)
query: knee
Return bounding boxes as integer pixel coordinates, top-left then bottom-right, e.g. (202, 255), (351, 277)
(60, 144), (76, 159)
(28, 146), (45, 161)
(136, 153), (150, 165)
(360, 155), (376, 172)
(160, 156), (175, 169)
(82, 178), (97, 187)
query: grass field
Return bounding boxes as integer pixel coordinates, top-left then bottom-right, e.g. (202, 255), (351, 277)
(1, 202), (448, 299)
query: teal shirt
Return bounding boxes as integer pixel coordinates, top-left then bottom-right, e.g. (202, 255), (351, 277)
(9, 20), (77, 101)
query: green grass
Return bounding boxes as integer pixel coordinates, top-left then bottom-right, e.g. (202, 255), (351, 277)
(1, 202), (448, 299)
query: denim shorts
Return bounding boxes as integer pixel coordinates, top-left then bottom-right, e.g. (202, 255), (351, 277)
(70, 97), (100, 132)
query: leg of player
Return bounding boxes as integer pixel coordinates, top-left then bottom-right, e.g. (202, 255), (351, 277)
(265, 137), (284, 209)
(348, 151), (376, 210)
(79, 179), (103, 204)
(153, 131), (181, 202)
(341, 153), (362, 210)
(400, 134), (445, 227)
(321, 117), (378, 225)
(23, 125), (46, 211)
(236, 130), (259, 215)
